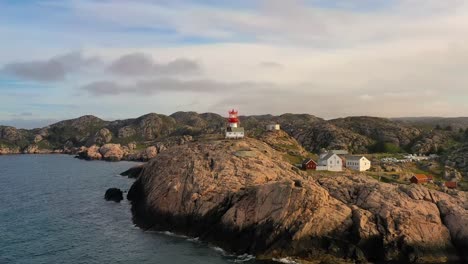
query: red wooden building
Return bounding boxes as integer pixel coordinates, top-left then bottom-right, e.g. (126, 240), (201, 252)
(302, 158), (317, 170)
(445, 181), (458, 189)
(410, 174), (433, 184)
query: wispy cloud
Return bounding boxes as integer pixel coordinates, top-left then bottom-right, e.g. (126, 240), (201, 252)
(108, 53), (201, 76)
(1, 51), (100, 82)
(259, 61), (283, 69)
(81, 78), (272, 96)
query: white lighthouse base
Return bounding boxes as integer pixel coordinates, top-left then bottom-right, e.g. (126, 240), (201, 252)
(225, 131), (244, 139)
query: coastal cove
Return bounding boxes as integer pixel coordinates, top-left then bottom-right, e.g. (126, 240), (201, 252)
(0, 155), (267, 264)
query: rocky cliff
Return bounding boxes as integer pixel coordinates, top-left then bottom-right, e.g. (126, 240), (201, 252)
(127, 137), (467, 263)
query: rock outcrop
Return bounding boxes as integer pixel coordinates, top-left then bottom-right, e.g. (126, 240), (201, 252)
(104, 188), (124, 202)
(120, 165), (144, 178)
(0, 146), (21, 155)
(446, 144), (468, 179)
(99, 143), (124, 161)
(127, 138), (467, 263)
(88, 128), (113, 146)
(78, 145), (102, 160)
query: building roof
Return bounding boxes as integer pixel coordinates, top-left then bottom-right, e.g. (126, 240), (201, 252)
(413, 174), (431, 181)
(302, 158), (317, 166)
(445, 181), (458, 188)
(319, 152), (337, 161)
(346, 155), (367, 161)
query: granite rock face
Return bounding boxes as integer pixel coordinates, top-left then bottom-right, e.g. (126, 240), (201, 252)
(0, 146), (21, 155)
(127, 138), (467, 263)
(99, 144), (124, 161)
(78, 145), (102, 160)
(447, 144), (468, 179)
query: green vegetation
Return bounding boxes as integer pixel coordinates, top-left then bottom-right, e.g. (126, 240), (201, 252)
(367, 172), (408, 184)
(36, 141), (51, 150)
(369, 141), (403, 154)
(283, 153), (304, 165)
(0, 139), (17, 148)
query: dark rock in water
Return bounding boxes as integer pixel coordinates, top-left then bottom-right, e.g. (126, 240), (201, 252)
(105, 188), (123, 202)
(120, 165), (143, 178)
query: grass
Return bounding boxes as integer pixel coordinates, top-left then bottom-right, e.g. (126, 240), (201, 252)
(234, 150), (257, 158)
(283, 153), (304, 165)
(366, 172), (409, 184)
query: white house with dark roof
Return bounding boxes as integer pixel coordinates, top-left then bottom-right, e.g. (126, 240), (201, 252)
(346, 156), (371, 171)
(317, 152), (343, 171)
(266, 124), (281, 131)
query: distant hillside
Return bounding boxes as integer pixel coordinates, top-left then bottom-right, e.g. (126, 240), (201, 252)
(1, 112), (467, 159)
(393, 117), (468, 130)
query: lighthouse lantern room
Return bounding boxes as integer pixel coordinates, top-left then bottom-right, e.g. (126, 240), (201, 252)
(225, 109), (244, 139)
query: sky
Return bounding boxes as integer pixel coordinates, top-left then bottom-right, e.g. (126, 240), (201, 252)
(1, 0), (468, 128)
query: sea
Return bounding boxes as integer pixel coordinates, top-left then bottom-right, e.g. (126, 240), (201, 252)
(0, 155), (286, 264)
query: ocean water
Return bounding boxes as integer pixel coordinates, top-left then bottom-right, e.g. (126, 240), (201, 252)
(0, 155), (264, 264)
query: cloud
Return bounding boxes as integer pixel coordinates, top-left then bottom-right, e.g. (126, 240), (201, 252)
(81, 78), (272, 96)
(2, 51), (100, 82)
(108, 53), (201, 76)
(259, 61), (283, 68)
(358, 94), (374, 101)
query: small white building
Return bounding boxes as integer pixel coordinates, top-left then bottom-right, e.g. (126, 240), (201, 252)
(317, 152), (343, 171)
(225, 127), (245, 139)
(266, 124), (281, 131)
(346, 156), (371, 171)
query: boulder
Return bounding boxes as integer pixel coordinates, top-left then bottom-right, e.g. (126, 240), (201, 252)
(99, 144), (124, 161)
(88, 128), (112, 145)
(78, 145), (102, 160)
(127, 142), (137, 150)
(141, 146), (157, 160)
(104, 188), (123, 202)
(23, 144), (39, 154)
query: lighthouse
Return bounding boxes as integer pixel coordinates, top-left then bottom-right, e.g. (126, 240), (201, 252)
(225, 109), (244, 139)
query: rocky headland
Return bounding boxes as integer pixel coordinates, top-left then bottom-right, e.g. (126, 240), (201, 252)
(126, 136), (467, 263)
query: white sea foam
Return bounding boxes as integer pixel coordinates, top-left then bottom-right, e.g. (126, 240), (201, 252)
(186, 237), (200, 243)
(157, 230), (188, 239)
(211, 246), (226, 254)
(272, 257), (299, 264)
(232, 253), (255, 262)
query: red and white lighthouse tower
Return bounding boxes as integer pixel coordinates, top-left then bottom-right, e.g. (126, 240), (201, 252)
(228, 109), (239, 128)
(225, 109), (244, 139)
